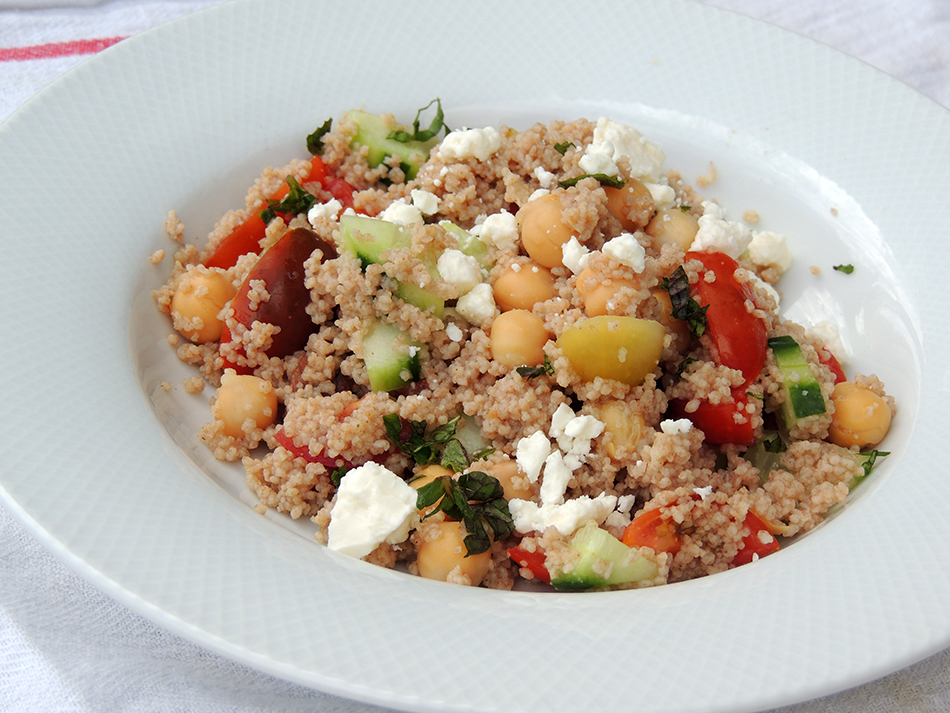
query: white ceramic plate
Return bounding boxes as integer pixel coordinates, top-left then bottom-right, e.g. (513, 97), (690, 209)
(1, 1), (947, 711)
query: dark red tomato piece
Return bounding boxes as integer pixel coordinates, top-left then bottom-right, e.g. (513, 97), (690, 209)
(732, 511), (781, 566)
(685, 251), (767, 387)
(226, 226), (337, 360)
(508, 545), (551, 584)
(273, 428), (353, 469)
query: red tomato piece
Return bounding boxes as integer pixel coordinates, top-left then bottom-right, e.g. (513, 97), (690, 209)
(621, 508), (682, 554)
(204, 155), (328, 270)
(273, 428), (351, 469)
(507, 545), (551, 584)
(732, 511), (781, 566)
(685, 251), (767, 387)
(669, 390), (756, 446)
(326, 177), (356, 209)
(819, 348), (847, 384)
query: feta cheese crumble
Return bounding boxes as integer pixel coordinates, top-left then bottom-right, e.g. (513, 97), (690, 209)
(516, 430), (552, 483)
(748, 230), (792, 274)
(660, 418), (693, 435)
(380, 199), (423, 226)
(561, 236), (591, 274)
(602, 232), (646, 272)
(456, 282), (497, 324)
(689, 200), (752, 258)
(474, 210), (518, 251)
(410, 189), (440, 216)
(327, 462), (418, 559)
(582, 117), (666, 183)
(436, 249), (482, 295)
(437, 126), (502, 162)
(307, 199), (343, 225)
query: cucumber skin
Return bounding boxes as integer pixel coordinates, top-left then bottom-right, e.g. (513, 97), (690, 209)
(345, 110), (437, 180)
(549, 524), (658, 592)
(339, 215), (445, 318)
(768, 335), (827, 422)
(363, 320), (421, 392)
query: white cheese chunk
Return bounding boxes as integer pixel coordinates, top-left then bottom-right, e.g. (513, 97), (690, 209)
(748, 230), (792, 273)
(380, 199), (423, 226)
(533, 166), (556, 188)
(645, 182), (676, 211)
(326, 462), (418, 559)
(456, 282), (497, 324)
(539, 451), (572, 506)
(437, 249), (482, 295)
(585, 117), (665, 183)
(445, 322), (464, 343)
(307, 199), (343, 225)
(474, 210), (518, 250)
(437, 126), (502, 162)
(659, 418), (693, 435)
(508, 494), (618, 536)
(549, 403), (604, 470)
(410, 189), (440, 216)
(561, 236), (591, 275)
(515, 430), (552, 483)
(602, 232), (646, 272)
(689, 200), (752, 258)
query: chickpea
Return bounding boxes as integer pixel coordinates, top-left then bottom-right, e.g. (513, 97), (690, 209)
(486, 459), (533, 501)
(651, 288), (690, 352)
(576, 267), (639, 317)
(595, 400), (646, 459)
(489, 310), (550, 367)
(828, 381), (892, 448)
(212, 370), (279, 438)
(492, 261), (557, 312)
(604, 178), (655, 232)
(516, 194), (574, 268)
(646, 208), (699, 251)
(170, 267), (236, 343)
(415, 520), (492, 585)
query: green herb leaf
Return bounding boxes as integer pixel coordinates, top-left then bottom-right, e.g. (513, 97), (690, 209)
(859, 449), (889, 477)
(414, 472), (514, 555)
(306, 118), (332, 156)
(661, 265), (708, 339)
(833, 264), (855, 274)
(387, 98), (449, 144)
(679, 204), (692, 212)
(330, 466), (348, 487)
(384, 414), (480, 473)
(553, 141), (576, 155)
(516, 356), (555, 380)
(558, 173), (626, 189)
(674, 356), (697, 381)
(259, 176), (317, 223)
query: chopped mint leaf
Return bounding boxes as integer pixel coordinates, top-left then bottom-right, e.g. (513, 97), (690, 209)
(306, 118), (332, 156)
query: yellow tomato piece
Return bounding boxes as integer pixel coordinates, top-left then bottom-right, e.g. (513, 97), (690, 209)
(556, 316), (665, 386)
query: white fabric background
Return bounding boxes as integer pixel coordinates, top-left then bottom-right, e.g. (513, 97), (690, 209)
(1, 1), (948, 711)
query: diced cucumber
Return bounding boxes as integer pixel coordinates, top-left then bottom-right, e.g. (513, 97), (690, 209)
(768, 335), (827, 425)
(455, 415), (490, 458)
(439, 220), (492, 269)
(345, 109), (438, 180)
(339, 214), (409, 267)
(363, 319), (422, 392)
(550, 523), (658, 592)
(339, 214), (445, 318)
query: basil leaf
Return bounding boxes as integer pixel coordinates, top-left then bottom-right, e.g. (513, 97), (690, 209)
(661, 265), (707, 339)
(833, 264), (855, 274)
(516, 356), (555, 380)
(259, 176), (317, 223)
(554, 141), (576, 155)
(558, 173), (626, 189)
(388, 98), (448, 144)
(306, 118), (332, 156)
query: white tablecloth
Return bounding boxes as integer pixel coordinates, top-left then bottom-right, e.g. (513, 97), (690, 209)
(2, 1), (948, 711)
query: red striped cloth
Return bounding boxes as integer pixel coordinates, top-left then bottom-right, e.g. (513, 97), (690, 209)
(0, 36), (126, 62)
